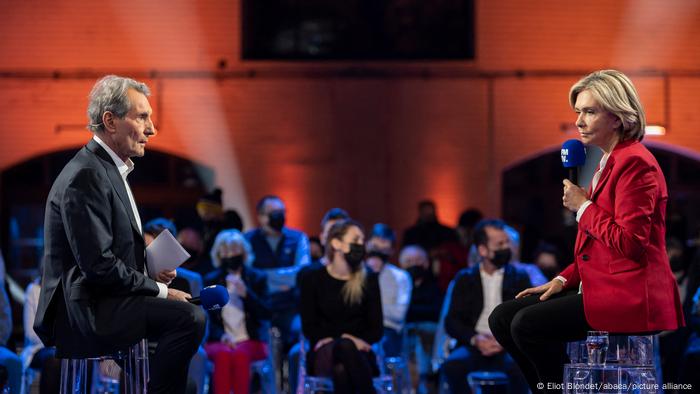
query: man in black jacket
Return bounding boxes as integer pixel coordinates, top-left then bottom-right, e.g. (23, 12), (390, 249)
(442, 219), (530, 393)
(34, 76), (206, 394)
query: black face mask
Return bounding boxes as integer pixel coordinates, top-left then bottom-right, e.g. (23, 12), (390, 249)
(345, 243), (366, 270)
(407, 266), (428, 280)
(490, 248), (512, 268)
(669, 256), (685, 273)
(268, 211), (286, 232)
(221, 255), (244, 272)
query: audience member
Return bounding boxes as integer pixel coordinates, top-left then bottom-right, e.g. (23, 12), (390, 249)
(22, 276), (60, 393)
(299, 219), (383, 394)
(204, 229), (271, 394)
(197, 188), (225, 255)
(504, 225), (548, 287)
(223, 209), (244, 232)
(289, 207), (350, 392)
(309, 236), (324, 265)
(399, 245), (443, 392)
(442, 219), (529, 394)
(365, 223), (412, 357)
(402, 200), (457, 253)
(532, 242), (561, 281)
(178, 227), (213, 276)
(143, 218), (208, 394)
(245, 195), (310, 350)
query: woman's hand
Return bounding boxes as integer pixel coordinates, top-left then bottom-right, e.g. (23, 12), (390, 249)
(516, 278), (564, 301)
(341, 333), (371, 352)
(314, 337), (334, 352)
(563, 179), (589, 212)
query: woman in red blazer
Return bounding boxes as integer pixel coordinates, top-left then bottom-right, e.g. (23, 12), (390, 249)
(489, 70), (684, 394)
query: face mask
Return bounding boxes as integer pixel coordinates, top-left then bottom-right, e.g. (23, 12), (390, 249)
(490, 248), (512, 268)
(221, 255), (244, 271)
(268, 211), (286, 232)
(669, 256), (684, 273)
(407, 266), (428, 280)
(344, 243), (366, 270)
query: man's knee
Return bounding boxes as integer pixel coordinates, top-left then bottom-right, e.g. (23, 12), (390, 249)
(176, 303), (207, 340)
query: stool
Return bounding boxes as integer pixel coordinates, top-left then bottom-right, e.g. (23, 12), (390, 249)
(251, 357), (277, 394)
(563, 335), (661, 394)
(303, 375), (394, 394)
(466, 371), (508, 394)
(59, 339), (148, 394)
(384, 356), (410, 394)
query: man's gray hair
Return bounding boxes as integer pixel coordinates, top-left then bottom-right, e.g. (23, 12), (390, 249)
(87, 75), (150, 133)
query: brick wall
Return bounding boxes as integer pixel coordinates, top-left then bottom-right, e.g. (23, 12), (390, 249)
(1, 0), (700, 235)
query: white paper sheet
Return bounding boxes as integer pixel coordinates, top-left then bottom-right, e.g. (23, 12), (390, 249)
(146, 229), (190, 275)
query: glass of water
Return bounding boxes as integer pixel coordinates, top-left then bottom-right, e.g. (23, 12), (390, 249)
(586, 331), (609, 366)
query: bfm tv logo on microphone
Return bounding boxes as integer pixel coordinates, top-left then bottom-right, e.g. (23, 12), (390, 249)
(561, 148), (569, 164)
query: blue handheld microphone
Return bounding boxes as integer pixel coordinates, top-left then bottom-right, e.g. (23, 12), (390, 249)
(189, 285), (229, 310)
(561, 139), (587, 184)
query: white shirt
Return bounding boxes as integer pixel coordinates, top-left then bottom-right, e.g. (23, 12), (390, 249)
(92, 135), (167, 299)
(475, 266), (504, 335)
(222, 272), (250, 343)
(378, 263), (412, 331)
(559, 153), (611, 294)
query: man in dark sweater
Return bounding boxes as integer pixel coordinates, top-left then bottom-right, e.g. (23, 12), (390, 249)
(442, 219), (530, 394)
(245, 195), (310, 351)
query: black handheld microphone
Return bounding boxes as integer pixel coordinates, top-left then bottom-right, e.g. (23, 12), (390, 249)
(188, 285), (229, 310)
(561, 139), (587, 184)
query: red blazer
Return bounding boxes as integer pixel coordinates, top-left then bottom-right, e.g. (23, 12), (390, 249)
(560, 140), (684, 333)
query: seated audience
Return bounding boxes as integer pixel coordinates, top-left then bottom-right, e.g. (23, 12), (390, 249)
(442, 219), (530, 394)
(143, 218), (208, 394)
(365, 223), (412, 358)
(22, 277), (60, 393)
(245, 195), (310, 352)
(288, 207), (350, 392)
(504, 225), (548, 287)
(0, 253), (21, 393)
(204, 229), (271, 394)
(399, 245), (444, 392)
(532, 242), (561, 281)
(679, 285), (700, 389)
(299, 219), (383, 394)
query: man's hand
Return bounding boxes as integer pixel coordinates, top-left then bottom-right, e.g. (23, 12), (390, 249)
(516, 279), (564, 301)
(314, 337), (334, 352)
(562, 179), (588, 212)
(474, 334), (503, 356)
(341, 333), (371, 352)
(155, 269), (177, 285)
(167, 288), (191, 302)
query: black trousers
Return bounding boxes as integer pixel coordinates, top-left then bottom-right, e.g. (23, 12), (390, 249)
(441, 345), (529, 394)
(105, 296), (207, 394)
(488, 290), (591, 394)
(310, 338), (379, 394)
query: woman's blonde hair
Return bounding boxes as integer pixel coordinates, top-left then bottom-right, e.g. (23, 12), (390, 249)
(326, 219), (366, 305)
(569, 70), (646, 142)
(210, 229), (255, 268)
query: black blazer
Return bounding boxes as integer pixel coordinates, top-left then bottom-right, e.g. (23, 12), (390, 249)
(445, 264), (531, 349)
(34, 139), (161, 358)
(204, 266), (271, 343)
